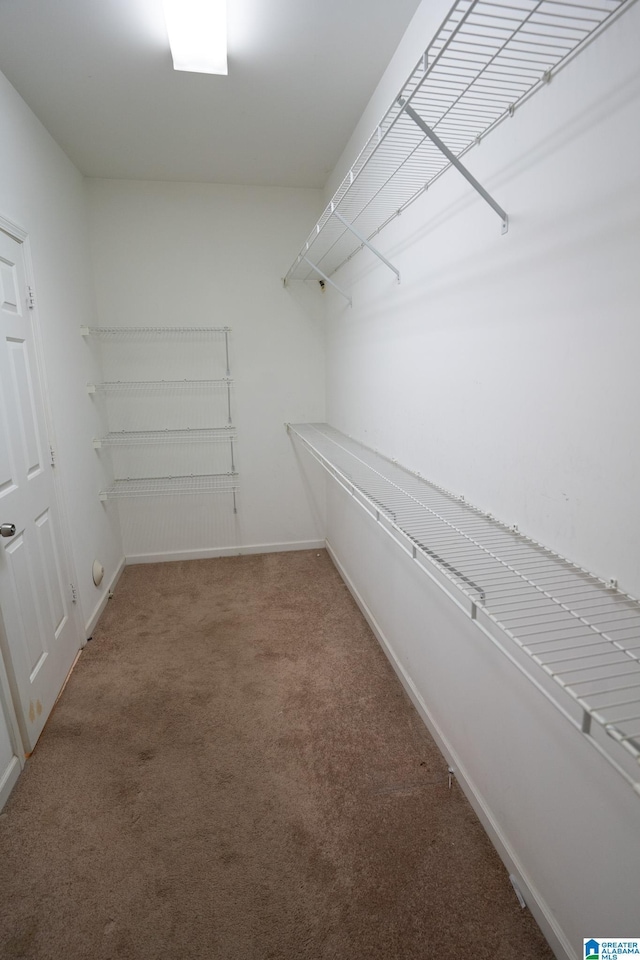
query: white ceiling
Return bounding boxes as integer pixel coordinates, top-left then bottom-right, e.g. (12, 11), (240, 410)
(0, 0), (422, 188)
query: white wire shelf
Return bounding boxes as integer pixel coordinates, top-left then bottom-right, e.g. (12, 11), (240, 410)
(87, 379), (232, 394)
(284, 0), (630, 294)
(81, 325), (232, 376)
(99, 473), (239, 500)
(93, 427), (237, 448)
(81, 326), (230, 337)
(288, 422), (640, 793)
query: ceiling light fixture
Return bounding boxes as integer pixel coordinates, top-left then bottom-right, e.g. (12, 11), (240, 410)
(163, 0), (228, 75)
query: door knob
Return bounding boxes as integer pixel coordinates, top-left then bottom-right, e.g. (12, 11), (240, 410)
(1, 523), (16, 538)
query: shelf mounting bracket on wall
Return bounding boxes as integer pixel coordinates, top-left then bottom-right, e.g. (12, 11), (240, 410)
(331, 206), (400, 282)
(399, 100), (508, 235)
(298, 255), (352, 306)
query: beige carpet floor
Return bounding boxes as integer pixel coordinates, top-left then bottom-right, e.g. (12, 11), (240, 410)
(0, 550), (554, 959)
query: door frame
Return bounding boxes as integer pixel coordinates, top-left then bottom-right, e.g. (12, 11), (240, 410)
(0, 631), (24, 807)
(0, 212), (84, 756)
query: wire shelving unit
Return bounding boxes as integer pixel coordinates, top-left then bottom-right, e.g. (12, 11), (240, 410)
(87, 379), (233, 426)
(284, 0), (630, 302)
(84, 325), (238, 512)
(93, 427), (236, 448)
(87, 379), (232, 392)
(81, 327), (230, 336)
(288, 422), (640, 793)
(99, 474), (239, 501)
(81, 325), (231, 374)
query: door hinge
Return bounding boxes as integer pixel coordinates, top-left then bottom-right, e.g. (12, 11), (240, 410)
(49, 444), (56, 468)
(70, 583), (78, 604)
(27, 286), (36, 310)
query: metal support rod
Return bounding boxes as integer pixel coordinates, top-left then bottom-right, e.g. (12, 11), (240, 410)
(227, 381), (232, 425)
(332, 209), (400, 282)
(230, 439), (235, 474)
(400, 100), (509, 234)
(233, 490), (237, 514)
(301, 256), (352, 306)
(224, 330), (230, 377)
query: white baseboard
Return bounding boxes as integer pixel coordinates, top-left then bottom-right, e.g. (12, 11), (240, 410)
(0, 755), (22, 812)
(84, 555), (126, 638)
(326, 539), (576, 960)
(125, 540), (326, 565)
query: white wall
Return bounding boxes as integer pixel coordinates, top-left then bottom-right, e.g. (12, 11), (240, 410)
(326, 6), (640, 597)
(0, 69), (124, 634)
(86, 179), (326, 561)
(320, 1), (640, 957)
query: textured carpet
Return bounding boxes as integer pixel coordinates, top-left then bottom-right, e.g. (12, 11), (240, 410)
(0, 550), (554, 959)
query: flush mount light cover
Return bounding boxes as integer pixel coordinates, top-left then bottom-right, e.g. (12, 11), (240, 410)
(163, 0), (228, 75)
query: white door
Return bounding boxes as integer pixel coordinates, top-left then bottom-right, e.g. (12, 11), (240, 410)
(0, 226), (81, 753)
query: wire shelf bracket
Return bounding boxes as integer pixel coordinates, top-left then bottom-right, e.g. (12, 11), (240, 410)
(288, 422), (640, 795)
(399, 100), (509, 234)
(332, 207), (401, 281)
(294, 256), (352, 306)
(284, 0), (631, 299)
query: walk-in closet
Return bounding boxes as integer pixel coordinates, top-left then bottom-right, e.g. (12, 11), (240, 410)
(0, 1), (639, 958)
